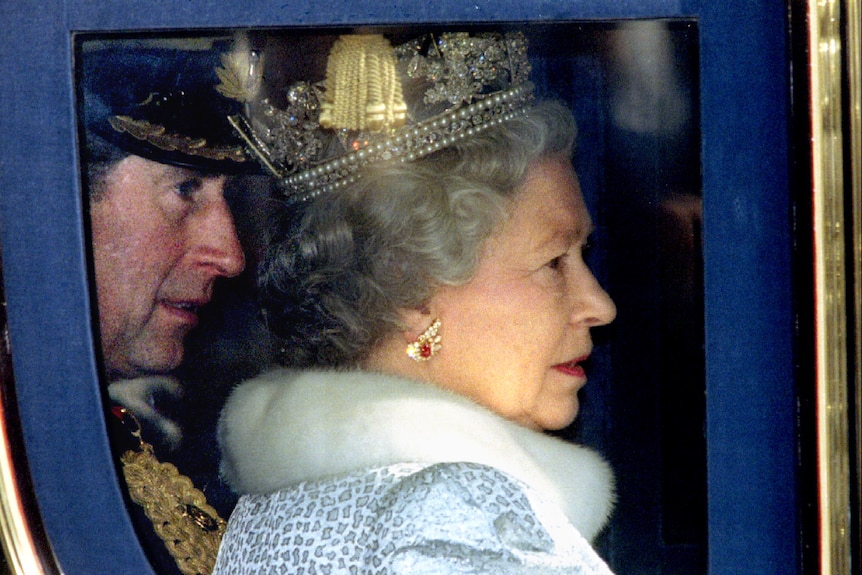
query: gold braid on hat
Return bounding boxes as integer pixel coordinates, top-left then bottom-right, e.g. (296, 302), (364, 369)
(219, 31), (533, 202)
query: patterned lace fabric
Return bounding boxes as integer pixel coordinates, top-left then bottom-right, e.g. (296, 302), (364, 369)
(213, 461), (614, 574)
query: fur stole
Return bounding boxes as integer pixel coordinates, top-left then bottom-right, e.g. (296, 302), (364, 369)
(218, 368), (615, 541)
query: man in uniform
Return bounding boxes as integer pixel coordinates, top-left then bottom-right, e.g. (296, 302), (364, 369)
(78, 39), (267, 575)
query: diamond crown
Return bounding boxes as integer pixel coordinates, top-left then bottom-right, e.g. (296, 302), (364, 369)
(219, 32), (534, 201)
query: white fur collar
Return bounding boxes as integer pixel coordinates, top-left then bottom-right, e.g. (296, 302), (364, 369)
(219, 368), (615, 541)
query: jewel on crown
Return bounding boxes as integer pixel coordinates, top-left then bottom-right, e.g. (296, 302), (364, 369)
(219, 31), (534, 202)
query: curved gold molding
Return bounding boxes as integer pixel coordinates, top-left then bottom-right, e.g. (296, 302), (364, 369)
(809, 0), (860, 573)
(0, 261), (58, 575)
(0, 388), (53, 575)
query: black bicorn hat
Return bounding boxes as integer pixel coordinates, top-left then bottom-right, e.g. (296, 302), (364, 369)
(78, 40), (259, 174)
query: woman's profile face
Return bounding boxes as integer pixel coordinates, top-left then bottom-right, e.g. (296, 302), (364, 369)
(425, 155), (616, 431)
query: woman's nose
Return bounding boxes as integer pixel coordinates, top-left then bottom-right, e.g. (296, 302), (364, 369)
(571, 269), (617, 327)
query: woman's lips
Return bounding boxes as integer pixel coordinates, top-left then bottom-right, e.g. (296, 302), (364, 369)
(553, 357), (588, 378)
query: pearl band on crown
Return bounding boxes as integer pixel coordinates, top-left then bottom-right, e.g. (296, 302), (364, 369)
(283, 83), (533, 202)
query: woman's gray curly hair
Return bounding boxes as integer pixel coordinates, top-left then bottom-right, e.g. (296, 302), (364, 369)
(260, 100), (577, 367)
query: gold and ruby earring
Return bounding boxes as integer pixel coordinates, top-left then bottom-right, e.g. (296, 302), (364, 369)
(406, 318), (442, 362)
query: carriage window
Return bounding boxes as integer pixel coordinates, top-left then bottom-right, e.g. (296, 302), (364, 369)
(76, 22), (703, 575)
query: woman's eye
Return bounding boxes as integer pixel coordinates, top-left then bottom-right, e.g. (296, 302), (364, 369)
(547, 255), (565, 270)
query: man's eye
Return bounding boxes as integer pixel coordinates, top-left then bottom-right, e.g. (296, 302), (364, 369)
(175, 177), (202, 199)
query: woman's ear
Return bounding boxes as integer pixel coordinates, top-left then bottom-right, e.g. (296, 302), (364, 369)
(399, 304), (434, 341)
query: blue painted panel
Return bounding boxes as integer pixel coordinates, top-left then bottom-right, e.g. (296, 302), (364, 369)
(0, 2), (156, 574)
(65, 0), (688, 29)
(699, 2), (798, 574)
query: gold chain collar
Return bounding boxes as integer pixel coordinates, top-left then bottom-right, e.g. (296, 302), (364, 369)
(116, 406), (226, 575)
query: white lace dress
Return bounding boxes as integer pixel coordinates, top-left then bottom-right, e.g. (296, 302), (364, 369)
(214, 461), (613, 574)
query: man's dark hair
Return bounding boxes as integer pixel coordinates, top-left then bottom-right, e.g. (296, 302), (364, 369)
(82, 129), (128, 200)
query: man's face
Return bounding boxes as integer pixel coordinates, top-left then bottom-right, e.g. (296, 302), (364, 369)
(90, 155), (245, 380)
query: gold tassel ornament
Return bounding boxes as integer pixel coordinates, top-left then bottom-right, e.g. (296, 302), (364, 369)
(319, 34), (407, 132)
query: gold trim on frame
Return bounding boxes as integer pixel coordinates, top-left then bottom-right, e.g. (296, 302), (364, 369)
(809, 0), (860, 573)
(848, 0), (862, 567)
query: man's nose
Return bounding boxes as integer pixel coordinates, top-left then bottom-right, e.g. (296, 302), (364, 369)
(193, 196), (246, 278)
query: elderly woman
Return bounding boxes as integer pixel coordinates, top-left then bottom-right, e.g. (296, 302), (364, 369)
(213, 32), (617, 574)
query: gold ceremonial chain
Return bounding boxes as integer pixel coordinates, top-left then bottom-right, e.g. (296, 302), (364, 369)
(117, 407), (226, 575)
